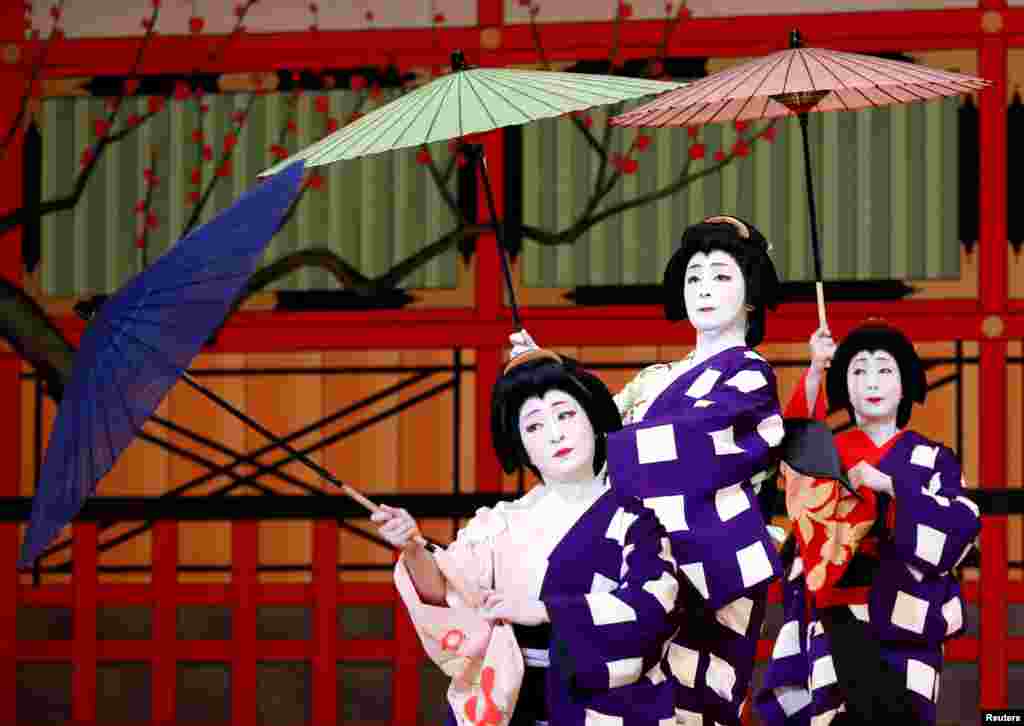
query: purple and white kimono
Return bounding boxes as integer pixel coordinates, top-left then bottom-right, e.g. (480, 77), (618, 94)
(397, 474), (681, 726)
(608, 345), (786, 725)
(755, 429), (980, 726)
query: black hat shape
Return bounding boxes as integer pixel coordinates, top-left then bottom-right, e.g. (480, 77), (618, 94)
(779, 418), (860, 498)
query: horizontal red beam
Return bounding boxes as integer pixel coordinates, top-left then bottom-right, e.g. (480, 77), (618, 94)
(19, 581), (395, 604)
(22, 7), (1024, 79)
(45, 301), (1023, 353)
(16, 637), (395, 660)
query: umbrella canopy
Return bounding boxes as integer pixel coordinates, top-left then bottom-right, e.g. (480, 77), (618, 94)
(610, 30), (988, 329)
(257, 51), (683, 331)
(19, 160), (306, 567)
(259, 55), (684, 175)
(610, 42), (989, 128)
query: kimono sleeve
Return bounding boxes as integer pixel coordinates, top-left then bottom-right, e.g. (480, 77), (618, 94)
(543, 497), (679, 692)
(889, 444), (981, 576)
(606, 354), (784, 610)
(783, 367), (827, 421)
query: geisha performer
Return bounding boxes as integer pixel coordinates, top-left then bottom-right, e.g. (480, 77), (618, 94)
(372, 354), (681, 726)
(511, 214), (788, 726)
(755, 320), (981, 725)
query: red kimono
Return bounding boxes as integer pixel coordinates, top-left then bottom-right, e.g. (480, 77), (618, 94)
(782, 369), (898, 609)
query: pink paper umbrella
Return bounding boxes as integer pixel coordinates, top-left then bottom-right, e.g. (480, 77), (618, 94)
(611, 29), (989, 328)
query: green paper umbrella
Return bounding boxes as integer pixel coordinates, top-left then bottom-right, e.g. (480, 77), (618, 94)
(259, 51), (684, 328)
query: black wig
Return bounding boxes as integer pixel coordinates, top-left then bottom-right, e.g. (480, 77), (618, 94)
(490, 356), (622, 479)
(662, 215), (780, 346)
(825, 319), (926, 429)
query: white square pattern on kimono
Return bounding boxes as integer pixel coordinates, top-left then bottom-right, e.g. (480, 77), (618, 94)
(644, 494), (688, 533)
(956, 495), (980, 518)
(667, 643), (700, 688)
(636, 424), (679, 464)
(914, 523), (947, 567)
(924, 473), (950, 507)
(756, 414), (786, 447)
(910, 444), (939, 469)
(849, 604), (869, 622)
(736, 541), (774, 587)
(658, 537), (676, 568)
(772, 620), (801, 659)
(891, 591), (930, 634)
(706, 652), (737, 701)
(906, 658), (937, 700)
(686, 369), (722, 399)
(605, 508), (639, 546)
(585, 592), (637, 626)
(681, 562), (709, 599)
(647, 661), (667, 686)
(775, 685), (812, 717)
(643, 571), (678, 614)
(806, 621), (823, 651)
(715, 596), (754, 636)
(674, 708), (703, 725)
(584, 708), (623, 726)
(694, 400), (714, 408)
(942, 597), (963, 635)
(620, 544), (635, 579)
(906, 564), (925, 583)
(811, 655), (838, 690)
(715, 483), (751, 522)
(607, 657), (643, 688)
(789, 557), (804, 581)
(591, 572), (618, 594)
(724, 369), (768, 393)
(709, 426), (746, 456)
(745, 350), (767, 362)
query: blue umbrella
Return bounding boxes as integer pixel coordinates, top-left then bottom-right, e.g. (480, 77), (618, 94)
(18, 160), (306, 568)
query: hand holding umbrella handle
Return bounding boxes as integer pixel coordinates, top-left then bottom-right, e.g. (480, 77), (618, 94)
(339, 483), (436, 551)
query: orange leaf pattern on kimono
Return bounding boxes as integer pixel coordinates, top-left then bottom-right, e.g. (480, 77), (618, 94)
(785, 471), (878, 595)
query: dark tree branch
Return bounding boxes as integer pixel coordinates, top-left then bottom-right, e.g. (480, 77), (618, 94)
(0, 2), (164, 238)
(181, 92), (259, 236)
(420, 146), (463, 219)
(238, 224), (489, 306)
(0, 0), (71, 163)
(519, 122), (777, 247)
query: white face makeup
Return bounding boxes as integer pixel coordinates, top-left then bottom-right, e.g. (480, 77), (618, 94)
(518, 389), (597, 485)
(683, 250), (747, 333)
(846, 349), (903, 425)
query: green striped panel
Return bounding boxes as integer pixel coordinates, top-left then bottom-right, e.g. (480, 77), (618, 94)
(38, 90), (460, 296)
(520, 96), (961, 287)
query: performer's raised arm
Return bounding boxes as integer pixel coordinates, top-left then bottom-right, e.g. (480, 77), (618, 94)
(784, 325), (836, 420)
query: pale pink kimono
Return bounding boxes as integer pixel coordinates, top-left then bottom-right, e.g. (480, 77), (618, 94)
(394, 482), (609, 726)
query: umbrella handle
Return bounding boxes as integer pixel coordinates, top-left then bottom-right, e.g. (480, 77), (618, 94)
(815, 281), (827, 330)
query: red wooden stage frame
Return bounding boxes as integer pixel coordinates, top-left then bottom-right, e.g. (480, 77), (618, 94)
(0, 0), (1020, 722)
